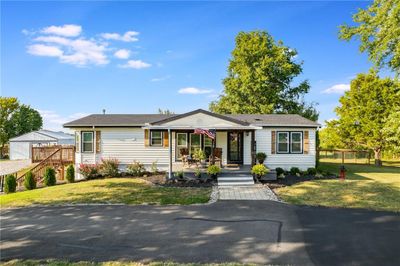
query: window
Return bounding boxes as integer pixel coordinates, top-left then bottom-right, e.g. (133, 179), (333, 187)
(151, 131), (163, 146)
(204, 136), (213, 159)
(82, 131), (94, 152)
(291, 132), (303, 153)
(176, 133), (188, 160)
(277, 132), (289, 153)
(189, 133), (201, 156)
(276, 131), (303, 154)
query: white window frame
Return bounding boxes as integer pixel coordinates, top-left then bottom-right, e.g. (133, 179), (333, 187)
(277, 132), (289, 154)
(81, 131), (94, 153)
(290, 132), (303, 154)
(176, 133), (188, 160)
(150, 131), (163, 147)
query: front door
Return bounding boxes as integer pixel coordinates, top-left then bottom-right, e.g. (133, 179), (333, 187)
(227, 132), (243, 164)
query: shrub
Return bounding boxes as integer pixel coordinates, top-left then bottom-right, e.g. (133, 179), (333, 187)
(174, 170), (184, 179)
(207, 165), (221, 177)
(24, 171), (36, 190)
(289, 167), (301, 176)
(66, 165), (75, 183)
(79, 164), (100, 180)
(43, 167), (56, 186)
(151, 161), (158, 174)
(100, 158), (119, 177)
(4, 174), (17, 193)
(193, 149), (206, 161)
(194, 168), (202, 178)
(256, 152), (267, 164)
(251, 164), (269, 177)
(127, 161), (146, 176)
(307, 167), (317, 176)
(275, 167), (285, 177)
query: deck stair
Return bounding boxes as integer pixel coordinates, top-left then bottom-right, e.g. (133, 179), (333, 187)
(217, 173), (255, 186)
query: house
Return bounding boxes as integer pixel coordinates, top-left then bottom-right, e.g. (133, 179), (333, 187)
(64, 109), (320, 177)
(9, 130), (74, 160)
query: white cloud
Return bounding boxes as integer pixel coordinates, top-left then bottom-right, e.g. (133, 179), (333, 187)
(119, 60), (151, 69)
(151, 75), (171, 82)
(27, 44), (64, 57)
(41, 24), (82, 37)
(178, 87), (213, 94)
(322, 84), (350, 94)
(114, 49), (131, 59)
(38, 110), (89, 131)
(31, 36), (109, 66)
(101, 31), (139, 42)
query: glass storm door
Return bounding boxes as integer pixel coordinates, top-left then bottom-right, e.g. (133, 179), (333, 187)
(227, 132), (243, 164)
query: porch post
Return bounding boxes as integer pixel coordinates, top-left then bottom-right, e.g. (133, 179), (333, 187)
(168, 128), (172, 179)
(251, 130), (256, 166)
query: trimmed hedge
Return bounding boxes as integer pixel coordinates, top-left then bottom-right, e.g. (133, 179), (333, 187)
(66, 165), (75, 183)
(43, 167), (56, 186)
(24, 171), (36, 190)
(4, 174), (17, 193)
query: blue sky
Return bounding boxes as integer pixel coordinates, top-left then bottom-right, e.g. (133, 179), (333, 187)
(1, 1), (373, 131)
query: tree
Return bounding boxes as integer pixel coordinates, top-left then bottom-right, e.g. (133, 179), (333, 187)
(0, 97), (43, 158)
(339, 0), (400, 75)
(383, 108), (400, 153)
(318, 120), (344, 149)
(335, 72), (400, 166)
(158, 108), (175, 115)
(209, 31), (318, 121)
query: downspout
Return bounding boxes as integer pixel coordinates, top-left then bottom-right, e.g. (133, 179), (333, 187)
(168, 128), (172, 180)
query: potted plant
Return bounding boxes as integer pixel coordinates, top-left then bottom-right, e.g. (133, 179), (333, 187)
(207, 164), (221, 179)
(256, 152), (267, 164)
(251, 164), (269, 182)
(193, 149), (206, 167)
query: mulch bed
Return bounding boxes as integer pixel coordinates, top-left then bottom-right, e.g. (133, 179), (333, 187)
(139, 173), (214, 188)
(263, 174), (338, 188)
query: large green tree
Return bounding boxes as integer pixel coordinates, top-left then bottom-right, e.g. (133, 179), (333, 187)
(335, 72), (400, 165)
(383, 108), (400, 153)
(209, 31), (318, 121)
(339, 0), (400, 74)
(0, 97), (43, 158)
(318, 120), (344, 150)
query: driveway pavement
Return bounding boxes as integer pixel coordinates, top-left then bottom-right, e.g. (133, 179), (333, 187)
(1, 201), (399, 265)
(0, 160), (31, 175)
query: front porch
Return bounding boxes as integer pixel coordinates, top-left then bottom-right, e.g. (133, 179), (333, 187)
(172, 163), (252, 174)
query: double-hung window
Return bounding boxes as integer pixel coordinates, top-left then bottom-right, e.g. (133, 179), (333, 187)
(82, 131), (94, 152)
(151, 131), (163, 146)
(276, 131), (303, 154)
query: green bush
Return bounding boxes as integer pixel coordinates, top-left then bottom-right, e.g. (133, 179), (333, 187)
(127, 161), (146, 176)
(174, 170), (184, 179)
(43, 167), (56, 186)
(289, 167), (301, 176)
(24, 171), (36, 190)
(307, 167), (317, 176)
(193, 149), (206, 161)
(4, 174), (17, 193)
(79, 164), (100, 179)
(251, 164), (269, 177)
(207, 165), (221, 177)
(194, 168), (202, 178)
(100, 158), (119, 177)
(66, 165), (75, 183)
(275, 167), (285, 176)
(151, 161), (158, 174)
(256, 152), (267, 164)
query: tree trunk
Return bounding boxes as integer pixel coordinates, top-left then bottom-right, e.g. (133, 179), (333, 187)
(0, 144), (3, 159)
(374, 149), (382, 167)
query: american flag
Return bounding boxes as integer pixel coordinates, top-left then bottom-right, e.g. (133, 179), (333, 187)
(194, 128), (216, 139)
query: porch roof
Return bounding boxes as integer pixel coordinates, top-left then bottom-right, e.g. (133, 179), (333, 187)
(142, 125), (262, 130)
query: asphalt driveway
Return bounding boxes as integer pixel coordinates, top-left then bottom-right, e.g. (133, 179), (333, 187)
(1, 201), (399, 265)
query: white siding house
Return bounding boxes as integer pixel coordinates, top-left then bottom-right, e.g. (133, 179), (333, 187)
(64, 109), (320, 177)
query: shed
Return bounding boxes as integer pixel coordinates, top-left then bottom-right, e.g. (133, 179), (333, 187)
(9, 130), (74, 160)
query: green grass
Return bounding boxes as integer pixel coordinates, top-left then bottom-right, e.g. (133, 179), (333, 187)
(1, 260), (255, 266)
(276, 162), (400, 212)
(0, 178), (211, 208)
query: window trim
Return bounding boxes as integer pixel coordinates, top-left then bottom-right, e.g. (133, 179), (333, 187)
(276, 132), (289, 154)
(150, 130), (163, 147)
(81, 131), (94, 153)
(276, 131), (303, 154)
(290, 131), (303, 154)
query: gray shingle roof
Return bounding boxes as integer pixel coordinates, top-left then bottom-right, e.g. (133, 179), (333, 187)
(64, 110), (320, 127)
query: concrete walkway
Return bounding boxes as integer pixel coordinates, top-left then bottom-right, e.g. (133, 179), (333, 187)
(0, 160), (31, 175)
(218, 185), (279, 201)
(1, 201), (399, 265)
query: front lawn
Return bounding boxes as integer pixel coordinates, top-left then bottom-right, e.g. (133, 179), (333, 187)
(275, 162), (400, 212)
(0, 178), (211, 208)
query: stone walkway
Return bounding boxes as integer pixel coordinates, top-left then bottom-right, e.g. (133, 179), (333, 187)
(0, 160), (32, 175)
(218, 185), (279, 201)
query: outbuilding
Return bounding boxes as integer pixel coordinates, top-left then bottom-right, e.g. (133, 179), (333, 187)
(9, 130), (74, 160)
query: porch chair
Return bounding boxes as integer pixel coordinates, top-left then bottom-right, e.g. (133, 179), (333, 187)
(209, 148), (222, 168)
